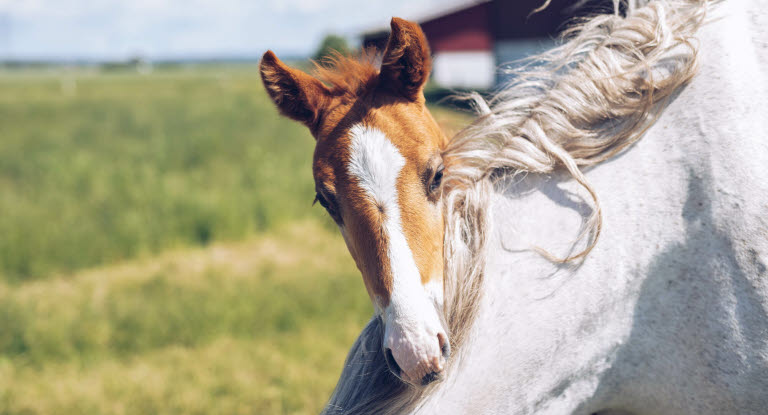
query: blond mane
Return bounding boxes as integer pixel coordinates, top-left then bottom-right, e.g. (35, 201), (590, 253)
(323, 1), (709, 413)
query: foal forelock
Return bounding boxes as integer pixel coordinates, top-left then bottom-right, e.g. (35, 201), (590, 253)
(324, 1), (711, 414)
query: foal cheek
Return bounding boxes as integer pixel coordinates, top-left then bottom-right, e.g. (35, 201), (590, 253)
(340, 211), (394, 310)
(339, 226), (376, 303)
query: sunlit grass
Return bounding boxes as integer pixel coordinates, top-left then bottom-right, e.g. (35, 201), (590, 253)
(0, 221), (370, 415)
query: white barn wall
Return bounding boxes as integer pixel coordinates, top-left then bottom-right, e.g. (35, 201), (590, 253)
(432, 51), (495, 89)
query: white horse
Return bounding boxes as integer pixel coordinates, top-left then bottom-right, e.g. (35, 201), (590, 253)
(423, 0), (768, 412)
(261, 0), (768, 413)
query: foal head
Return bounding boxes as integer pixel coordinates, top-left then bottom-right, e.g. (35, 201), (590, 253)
(260, 18), (449, 385)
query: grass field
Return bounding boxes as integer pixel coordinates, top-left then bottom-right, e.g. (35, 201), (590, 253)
(0, 67), (321, 281)
(0, 66), (469, 414)
(0, 222), (368, 414)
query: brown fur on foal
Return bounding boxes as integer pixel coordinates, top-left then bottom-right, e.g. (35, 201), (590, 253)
(259, 50), (331, 130)
(379, 17), (433, 101)
(259, 18), (447, 307)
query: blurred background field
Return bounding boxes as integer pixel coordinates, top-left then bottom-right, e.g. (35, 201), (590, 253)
(0, 66), (321, 281)
(0, 66), (469, 414)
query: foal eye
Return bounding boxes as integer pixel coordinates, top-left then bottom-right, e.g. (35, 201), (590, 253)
(314, 192), (341, 221)
(428, 165), (444, 195)
(314, 193), (330, 210)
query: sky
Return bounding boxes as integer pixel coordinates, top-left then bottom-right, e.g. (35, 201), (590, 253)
(0, 0), (474, 60)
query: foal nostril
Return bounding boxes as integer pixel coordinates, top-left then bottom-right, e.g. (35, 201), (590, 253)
(421, 371), (441, 386)
(438, 332), (451, 359)
(384, 348), (402, 378)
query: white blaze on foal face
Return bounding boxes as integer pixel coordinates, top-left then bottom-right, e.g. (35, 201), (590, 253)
(345, 125), (448, 384)
(259, 17), (449, 385)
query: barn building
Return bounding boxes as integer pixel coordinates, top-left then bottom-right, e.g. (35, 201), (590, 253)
(362, 0), (616, 89)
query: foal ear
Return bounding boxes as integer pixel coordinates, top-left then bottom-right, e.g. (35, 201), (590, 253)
(260, 50), (331, 129)
(379, 17), (432, 101)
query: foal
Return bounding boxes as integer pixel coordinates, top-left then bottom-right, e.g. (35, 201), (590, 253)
(260, 18), (450, 385)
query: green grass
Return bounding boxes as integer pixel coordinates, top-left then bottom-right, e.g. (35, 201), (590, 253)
(0, 222), (370, 414)
(0, 67), (321, 281)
